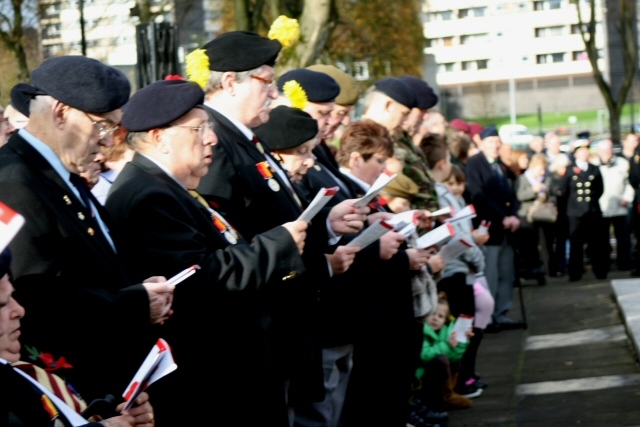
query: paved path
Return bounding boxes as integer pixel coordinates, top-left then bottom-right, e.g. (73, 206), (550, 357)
(447, 270), (640, 427)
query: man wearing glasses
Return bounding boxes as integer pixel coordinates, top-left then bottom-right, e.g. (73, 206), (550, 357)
(0, 56), (174, 404)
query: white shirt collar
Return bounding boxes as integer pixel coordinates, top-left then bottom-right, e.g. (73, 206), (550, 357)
(339, 167), (371, 191)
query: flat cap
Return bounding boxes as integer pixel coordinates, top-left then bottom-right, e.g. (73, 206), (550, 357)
(307, 64), (359, 105)
(468, 122), (484, 139)
(374, 77), (417, 109)
(31, 56), (130, 113)
(398, 75), (438, 109)
(450, 118), (470, 133)
(254, 106), (318, 151)
(122, 80), (205, 132)
(381, 173), (420, 200)
(10, 83), (34, 118)
(204, 31), (281, 72)
(480, 125), (499, 140)
(278, 69), (340, 103)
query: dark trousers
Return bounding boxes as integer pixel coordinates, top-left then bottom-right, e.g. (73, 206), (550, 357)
(550, 214), (569, 275)
(437, 273), (475, 318)
(568, 213), (610, 280)
(603, 215), (632, 270)
(415, 355), (460, 412)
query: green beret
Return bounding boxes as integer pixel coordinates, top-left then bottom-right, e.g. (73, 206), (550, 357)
(307, 64), (359, 106)
(381, 173), (420, 200)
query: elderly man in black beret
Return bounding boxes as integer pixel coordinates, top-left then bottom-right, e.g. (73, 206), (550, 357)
(361, 77), (417, 134)
(187, 31), (369, 425)
(105, 80), (309, 426)
(0, 56), (174, 403)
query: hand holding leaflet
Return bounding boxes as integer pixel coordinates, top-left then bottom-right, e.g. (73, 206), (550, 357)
(445, 204), (477, 224)
(477, 220), (491, 234)
(122, 338), (177, 411)
(429, 206), (453, 217)
(387, 210), (420, 236)
(346, 219), (394, 249)
(298, 186), (339, 223)
(354, 171), (397, 208)
(451, 314), (474, 344)
(0, 201), (25, 253)
(167, 265), (201, 286)
(438, 235), (474, 263)
(415, 223), (456, 250)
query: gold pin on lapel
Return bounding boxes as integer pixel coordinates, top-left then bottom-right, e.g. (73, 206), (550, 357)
(88, 227), (95, 236)
(78, 212), (85, 220)
(63, 195), (72, 205)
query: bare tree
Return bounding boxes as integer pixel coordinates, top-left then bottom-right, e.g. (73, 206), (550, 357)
(0, 0), (33, 81)
(572, 0), (637, 144)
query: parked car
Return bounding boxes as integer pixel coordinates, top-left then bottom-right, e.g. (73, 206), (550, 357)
(499, 124), (534, 147)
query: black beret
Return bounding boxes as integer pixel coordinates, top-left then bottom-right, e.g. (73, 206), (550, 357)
(277, 69), (340, 103)
(122, 80), (205, 132)
(398, 75), (438, 109)
(374, 77), (417, 109)
(0, 247), (11, 279)
(254, 106), (318, 151)
(10, 83), (35, 118)
(576, 131), (591, 140)
(31, 56), (130, 113)
(480, 125), (499, 140)
(203, 31), (281, 72)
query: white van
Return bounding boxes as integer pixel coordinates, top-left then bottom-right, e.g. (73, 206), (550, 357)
(499, 124), (533, 148)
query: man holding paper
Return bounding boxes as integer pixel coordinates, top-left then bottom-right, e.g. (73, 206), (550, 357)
(105, 79), (309, 426)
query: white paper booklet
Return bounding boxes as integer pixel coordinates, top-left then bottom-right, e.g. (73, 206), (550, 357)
(0, 201), (25, 253)
(445, 204), (477, 224)
(388, 210), (420, 236)
(346, 219), (394, 249)
(451, 314), (474, 344)
(298, 186), (339, 223)
(353, 171), (397, 208)
(122, 338), (177, 411)
(438, 235), (474, 263)
(415, 223), (455, 250)
(429, 206), (453, 217)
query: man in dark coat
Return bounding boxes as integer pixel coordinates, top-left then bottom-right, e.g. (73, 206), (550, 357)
(0, 56), (173, 402)
(465, 125), (523, 330)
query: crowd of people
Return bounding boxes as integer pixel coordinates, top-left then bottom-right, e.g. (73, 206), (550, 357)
(0, 27), (636, 427)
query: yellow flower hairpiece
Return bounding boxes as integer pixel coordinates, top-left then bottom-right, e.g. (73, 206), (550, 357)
(185, 48), (210, 89)
(283, 80), (308, 110)
(268, 15), (300, 49)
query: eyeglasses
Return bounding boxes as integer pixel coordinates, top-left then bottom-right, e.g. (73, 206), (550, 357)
(84, 112), (119, 139)
(250, 74), (276, 90)
(172, 121), (214, 138)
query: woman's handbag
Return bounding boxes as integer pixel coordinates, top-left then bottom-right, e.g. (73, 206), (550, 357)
(527, 201), (558, 223)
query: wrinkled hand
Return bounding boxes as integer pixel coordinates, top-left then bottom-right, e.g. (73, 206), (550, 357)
(447, 331), (459, 348)
(367, 211), (394, 225)
(283, 220), (308, 254)
(509, 216), (521, 232)
(100, 415), (135, 427)
(406, 248), (431, 270)
(472, 229), (490, 246)
(465, 326), (475, 340)
(427, 253), (445, 274)
(326, 245), (361, 275)
(115, 392), (155, 427)
(417, 210), (435, 230)
(379, 231), (405, 260)
(329, 199), (370, 234)
(502, 216), (520, 232)
(142, 277), (174, 325)
(621, 199), (630, 207)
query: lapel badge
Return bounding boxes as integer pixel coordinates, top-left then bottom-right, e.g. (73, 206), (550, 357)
(77, 212), (85, 220)
(87, 227), (95, 236)
(63, 195), (72, 205)
(313, 165), (321, 171)
(268, 178), (281, 192)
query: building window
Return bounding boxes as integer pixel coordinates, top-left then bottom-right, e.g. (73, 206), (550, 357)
(573, 51), (589, 60)
(534, 0), (562, 11)
(536, 52), (565, 63)
(460, 33), (488, 45)
(535, 26), (564, 37)
(461, 60), (489, 71)
(427, 10), (453, 21)
(443, 36), (453, 46)
(458, 7), (486, 18)
(438, 63), (455, 73)
(44, 23), (61, 38)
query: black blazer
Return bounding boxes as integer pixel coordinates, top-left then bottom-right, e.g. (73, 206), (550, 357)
(564, 163), (604, 217)
(0, 133), (152, 401)
(465, 152), (519, 245)
(105, 153), (306, 425)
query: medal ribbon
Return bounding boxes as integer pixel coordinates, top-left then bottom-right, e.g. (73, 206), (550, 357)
(188, 190), (240, 244)
(252, 135), (303, 208)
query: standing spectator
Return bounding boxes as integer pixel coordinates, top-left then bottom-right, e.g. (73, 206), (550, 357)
(548, 153), (573, 276)
(544, 131), (563, 164)
(465, 125), (523, 330)
(621, 133), (638, 162)
(565, 140), (608, 281)
(595, 139), (634, 270)
(422, 111), (448, 137)
(525, 135), (544, 160)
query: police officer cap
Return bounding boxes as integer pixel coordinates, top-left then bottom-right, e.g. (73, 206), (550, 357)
(373, 77), (417, 109)
(307, 64), (359, 106)
(398, 75), (438, 110)
(480, 125), (499, 139)
(277, 69), (340, 103)
(203, 31), (282, 72)
(573, 139), (590, 152)
(10, 83), (34, 118)
(381, 173), (420, 200)
(0, 247), (11, 279)
(254, 106), (318, 151)
(122, 80), (205, 132)
(30, 56), (130, 113)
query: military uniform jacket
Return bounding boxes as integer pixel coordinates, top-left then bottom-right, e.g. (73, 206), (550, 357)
(104, 153), (306, 425)
(0, 133), (152, 402)
(465, 152), (519, 245)
(196, 106), (329, 409)
(397, 131), (439, 211)
(565, 163), (604, 217)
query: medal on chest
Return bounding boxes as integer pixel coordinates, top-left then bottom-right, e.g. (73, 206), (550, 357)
(212, 212), (239, 244)
(256, 161), (280, 192)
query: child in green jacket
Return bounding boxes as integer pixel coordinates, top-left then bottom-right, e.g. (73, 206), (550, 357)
(414, 297), (474, 411)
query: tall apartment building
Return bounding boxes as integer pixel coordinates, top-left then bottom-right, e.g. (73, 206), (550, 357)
(421, 0), (617, 119)
(39, 0), (222, 78)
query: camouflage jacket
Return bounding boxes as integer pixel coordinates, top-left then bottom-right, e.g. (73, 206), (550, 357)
(396, 131), (439, 211)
